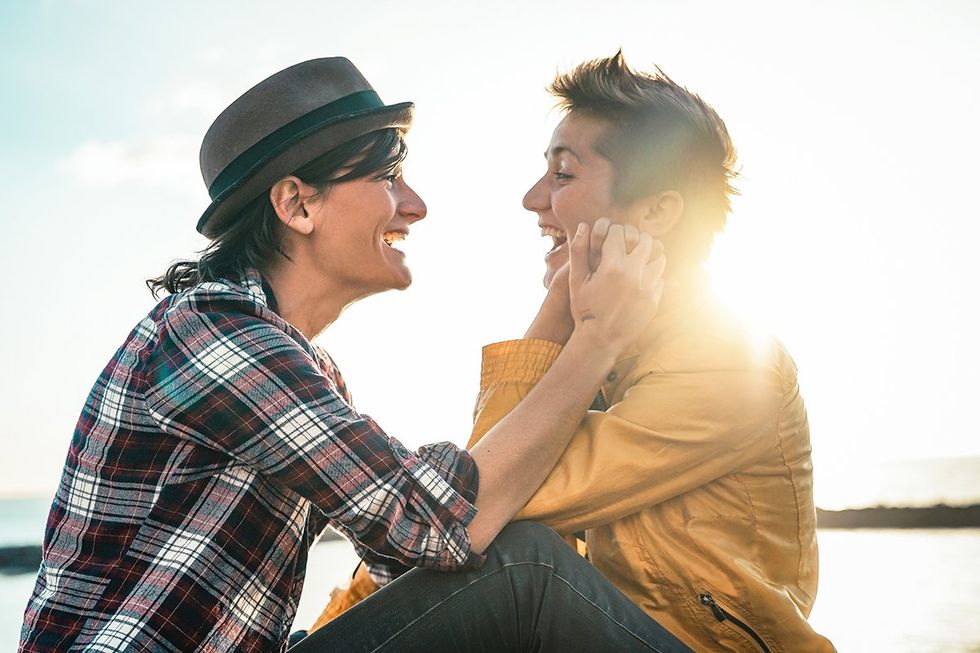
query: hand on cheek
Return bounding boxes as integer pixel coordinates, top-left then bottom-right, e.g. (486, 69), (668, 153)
(588, 218), (646, 272)
(588, 218), (610, 272)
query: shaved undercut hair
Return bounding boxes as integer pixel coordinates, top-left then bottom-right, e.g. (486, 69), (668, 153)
(551, 52), (738, 264)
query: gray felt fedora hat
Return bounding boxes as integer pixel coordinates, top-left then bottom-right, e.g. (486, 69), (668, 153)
(196, 57), (413, 237)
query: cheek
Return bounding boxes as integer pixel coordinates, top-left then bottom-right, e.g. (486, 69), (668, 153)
(552, 186), (608, 230)
(374, 195), (398, 230)
(353, 195), (397, 247)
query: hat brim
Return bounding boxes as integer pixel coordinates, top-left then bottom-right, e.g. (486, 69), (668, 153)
(196, 101), (414, 238)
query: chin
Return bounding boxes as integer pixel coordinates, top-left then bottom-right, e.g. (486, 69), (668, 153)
(542, 261), (564, 289)
(389, 268), (413, 291)
(360, 272), (412, 298)
(542, 269), (554, 289)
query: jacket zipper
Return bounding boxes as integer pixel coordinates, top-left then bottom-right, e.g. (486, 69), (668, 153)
(698, 593), (772, 653)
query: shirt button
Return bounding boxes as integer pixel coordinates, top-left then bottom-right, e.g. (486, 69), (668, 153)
(606, 371), (618, 382)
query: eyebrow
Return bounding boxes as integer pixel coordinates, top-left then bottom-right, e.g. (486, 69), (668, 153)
(544, 145), (582, 162)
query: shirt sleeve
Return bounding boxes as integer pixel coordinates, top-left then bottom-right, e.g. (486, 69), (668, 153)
(469, 339), (784, 535)
(360, 442), (481, 586)
(143, 296), (482, 571)
(312, 344), (355, 407)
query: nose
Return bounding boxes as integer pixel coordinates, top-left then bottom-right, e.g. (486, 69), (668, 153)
(397, 178), (427, 224)
(522, 173), (550, 214)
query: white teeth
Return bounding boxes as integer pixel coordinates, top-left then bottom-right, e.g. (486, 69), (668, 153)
(540, 226), (566, 241)
(382, 231), (406, 247)
(540, 226), (567, 251)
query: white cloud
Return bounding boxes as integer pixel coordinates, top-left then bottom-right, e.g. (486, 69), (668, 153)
(144, 43), (285, 123)
(169, 82), (226, 118)
(58, 134), (202, 195)
(199, 46), (227, 65)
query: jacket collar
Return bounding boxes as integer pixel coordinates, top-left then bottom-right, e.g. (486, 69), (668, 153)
(599, 271), (712, 402)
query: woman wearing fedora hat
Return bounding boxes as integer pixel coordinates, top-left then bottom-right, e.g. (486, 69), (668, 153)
(19, 58), (689, 652)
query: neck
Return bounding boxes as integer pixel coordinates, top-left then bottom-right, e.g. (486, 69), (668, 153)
(666, 262), (706, 288)
(659, 263), (709, 311)
(262, 260), (363, 340)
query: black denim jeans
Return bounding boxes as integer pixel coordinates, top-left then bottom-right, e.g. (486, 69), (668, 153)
(288, 521), (691, 652)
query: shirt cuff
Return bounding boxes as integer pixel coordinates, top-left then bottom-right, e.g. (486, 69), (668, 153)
(416, 442), (480, 508)
(480, 339), (563, 388)
(412, 442), (485, 569)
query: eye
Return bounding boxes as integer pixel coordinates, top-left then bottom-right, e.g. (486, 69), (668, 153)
(379, 169), (402, 183)
(554, 171), (573, 182)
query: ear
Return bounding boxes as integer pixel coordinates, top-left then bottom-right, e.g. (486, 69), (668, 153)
(269, 176), (316, 236)
(640, 191), (684, 237)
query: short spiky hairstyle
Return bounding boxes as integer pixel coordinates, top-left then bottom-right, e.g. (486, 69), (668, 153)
(550, 52), (738, 264)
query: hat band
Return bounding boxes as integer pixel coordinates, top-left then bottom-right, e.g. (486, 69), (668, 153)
(208, 89), (385, 200)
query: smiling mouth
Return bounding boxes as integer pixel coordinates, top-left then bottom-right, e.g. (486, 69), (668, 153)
(541, 226), (568, 252)
(382, 231), (406, 249)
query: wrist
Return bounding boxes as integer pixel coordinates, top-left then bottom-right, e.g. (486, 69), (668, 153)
(564, 326), (619, 371)
(524, 294), (574, 344)
(525, 317), (574, 345)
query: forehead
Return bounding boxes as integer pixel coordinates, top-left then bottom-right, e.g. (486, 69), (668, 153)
(547, 111), (610, 160)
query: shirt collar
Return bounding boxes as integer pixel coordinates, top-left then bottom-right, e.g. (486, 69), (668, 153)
(238, 267), (281, 316)
(630, 269), (712, 356)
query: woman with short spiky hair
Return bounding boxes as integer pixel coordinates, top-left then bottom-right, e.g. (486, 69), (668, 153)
(324, 53), (835, 653)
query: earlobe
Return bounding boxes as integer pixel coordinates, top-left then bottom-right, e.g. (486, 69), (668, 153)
(269, 176), (315, 236)
(642, 191), (684, 237)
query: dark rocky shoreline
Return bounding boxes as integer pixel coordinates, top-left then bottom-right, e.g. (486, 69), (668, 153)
(0, 546), (41, 575)
(816, 503), (980, 529)
(4, 505), (978, 574)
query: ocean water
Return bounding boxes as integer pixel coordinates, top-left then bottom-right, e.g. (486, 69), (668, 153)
(4, 456), (980, 651)
(0, 498), (49, 547)
(5, 531), (979, 652)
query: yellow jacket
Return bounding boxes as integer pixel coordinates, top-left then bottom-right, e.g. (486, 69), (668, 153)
(314, 289), (835, 652)
(466, 290), (834, 652)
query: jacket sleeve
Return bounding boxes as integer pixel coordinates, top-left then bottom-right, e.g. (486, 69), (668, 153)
(469, 339), (785, 535)
(144, 297), (482, 571)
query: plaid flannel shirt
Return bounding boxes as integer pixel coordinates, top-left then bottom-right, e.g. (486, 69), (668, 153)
(19, 269), (481, 652)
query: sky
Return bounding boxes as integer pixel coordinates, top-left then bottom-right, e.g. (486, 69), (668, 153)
(0, 0), (978, 507)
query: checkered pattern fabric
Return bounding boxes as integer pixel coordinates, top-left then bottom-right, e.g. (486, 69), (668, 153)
(19, 269), (480, 652)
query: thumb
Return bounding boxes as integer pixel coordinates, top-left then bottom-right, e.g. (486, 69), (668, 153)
(569, 222), (591, 287)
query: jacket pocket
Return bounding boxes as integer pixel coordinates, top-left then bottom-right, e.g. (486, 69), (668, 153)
(698, 592), (772, 653)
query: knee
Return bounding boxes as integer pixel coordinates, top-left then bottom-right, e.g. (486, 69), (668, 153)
(489, 521), (572, 565)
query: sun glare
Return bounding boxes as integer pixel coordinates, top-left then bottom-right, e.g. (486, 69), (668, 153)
(704, 231), (781, 359)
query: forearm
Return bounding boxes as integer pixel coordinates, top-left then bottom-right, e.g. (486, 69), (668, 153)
(523, 292), (574, 345)
(466, 328), (614, 553)
(468, 339), (560, 449)
(467, 222), (663, 552)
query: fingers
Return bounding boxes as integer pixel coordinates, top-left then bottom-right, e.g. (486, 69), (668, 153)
(611, 230), (666, 297)
(588, 218), (641, 270)
(569, 222), (591, 288)
(590, 221), (664, 285)
(629, 233), (654, 279)
(589, 217), (610, 272)
(641, 240), (668, 295)
(600, 223), (627, 264)
(651, 277), (665, 308)
(624, 224), (641, 254)
(619, 233), (658, 291)
(648, 237), (665, 262)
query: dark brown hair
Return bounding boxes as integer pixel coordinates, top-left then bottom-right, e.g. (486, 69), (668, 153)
(147, 128), (407, 297)
(550, 52), (738, 264)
